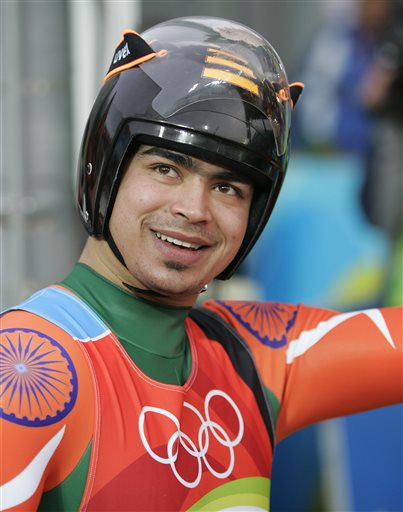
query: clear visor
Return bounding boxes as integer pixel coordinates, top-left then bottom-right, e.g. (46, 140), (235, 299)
(141, 17), (291, 156)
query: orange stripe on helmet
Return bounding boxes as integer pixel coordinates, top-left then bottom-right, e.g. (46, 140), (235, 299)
(205, 55), (256, 78)
(202, 68), (259, 96)
(207, 47), (249, 65)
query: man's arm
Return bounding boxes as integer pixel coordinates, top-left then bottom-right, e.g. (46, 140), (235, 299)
(275, 305), (402, 441)
(201, 300), (402, 442)
(0, 310), (94, 511)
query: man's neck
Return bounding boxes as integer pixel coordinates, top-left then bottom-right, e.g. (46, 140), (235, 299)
(60, 263), (192, 385)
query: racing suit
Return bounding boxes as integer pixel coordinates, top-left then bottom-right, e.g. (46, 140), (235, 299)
(1, 264), (401, 511)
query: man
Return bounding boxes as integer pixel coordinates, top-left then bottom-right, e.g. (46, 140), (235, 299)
(1, 17), (401, 511)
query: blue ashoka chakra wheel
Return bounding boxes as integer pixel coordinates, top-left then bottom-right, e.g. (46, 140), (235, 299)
(0, 327), (78, 426)
(217, 301), (298, 348)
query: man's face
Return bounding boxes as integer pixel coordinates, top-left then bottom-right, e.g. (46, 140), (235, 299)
(109, 145), (253, 303)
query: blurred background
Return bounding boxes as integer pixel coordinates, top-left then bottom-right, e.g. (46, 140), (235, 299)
(1, 1), (402, 510)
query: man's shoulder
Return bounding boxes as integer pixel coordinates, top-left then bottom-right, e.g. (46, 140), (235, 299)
(1, 286), (78, 345)
(1, 286), (96, 426)
(1, 283), (97, 352)
(2, 285), (109, 343)
(1, 287), (95, 507)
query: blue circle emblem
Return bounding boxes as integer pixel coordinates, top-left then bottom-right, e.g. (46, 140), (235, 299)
(0, 327), (78, 426)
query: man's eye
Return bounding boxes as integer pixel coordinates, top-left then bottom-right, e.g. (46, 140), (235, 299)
(215, 184), (239, 196)
(154, 164), (178, 177)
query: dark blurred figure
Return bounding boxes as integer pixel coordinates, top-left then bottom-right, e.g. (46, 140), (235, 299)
(361, 2), (403, 237)
(360, 1), (403, 305)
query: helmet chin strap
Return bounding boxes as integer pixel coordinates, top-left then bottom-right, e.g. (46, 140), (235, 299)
(104, 226), (126, 267)
(104, 227), (208, 297)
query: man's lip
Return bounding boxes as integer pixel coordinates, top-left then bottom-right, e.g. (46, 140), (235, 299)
(151, 229), (214, 248)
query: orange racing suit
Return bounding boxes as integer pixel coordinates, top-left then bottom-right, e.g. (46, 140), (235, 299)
(1, 283), (402, 511)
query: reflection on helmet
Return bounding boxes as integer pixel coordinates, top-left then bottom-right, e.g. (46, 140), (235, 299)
(77, 16), (299, 279)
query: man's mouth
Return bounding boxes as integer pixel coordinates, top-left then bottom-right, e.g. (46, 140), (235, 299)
(155, 231), (203, 250)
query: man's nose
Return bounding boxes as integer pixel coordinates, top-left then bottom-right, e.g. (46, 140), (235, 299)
(170, 179), (213, 223)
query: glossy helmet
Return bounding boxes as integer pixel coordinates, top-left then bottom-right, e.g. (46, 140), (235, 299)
(77, 16), (303, 279)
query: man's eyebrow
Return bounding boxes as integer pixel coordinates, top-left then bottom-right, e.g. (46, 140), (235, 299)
(139, 147), (194, 169)
(210, 169), (253, 185)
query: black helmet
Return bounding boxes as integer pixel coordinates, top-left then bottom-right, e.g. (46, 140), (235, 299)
(77, 16), (303, 279)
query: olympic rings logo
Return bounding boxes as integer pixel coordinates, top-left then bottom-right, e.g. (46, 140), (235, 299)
(138, 389), (244, 488)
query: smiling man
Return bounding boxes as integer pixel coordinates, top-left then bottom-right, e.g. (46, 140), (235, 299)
(1, 17), (402, 512)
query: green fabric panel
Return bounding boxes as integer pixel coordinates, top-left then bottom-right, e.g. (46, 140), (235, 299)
(60, 263), (192, 385)
(264, 385), (280, 426)
(38, 441), (92, 512)
(188, 477), (270, 511)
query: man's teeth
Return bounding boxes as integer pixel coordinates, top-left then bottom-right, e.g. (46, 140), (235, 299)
(155, 232), (202, 250)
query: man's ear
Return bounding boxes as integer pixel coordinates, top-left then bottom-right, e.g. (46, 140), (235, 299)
(289, 82), (304, 109)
